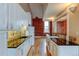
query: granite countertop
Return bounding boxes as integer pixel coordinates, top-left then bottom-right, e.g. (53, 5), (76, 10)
(8, 36), (31, 48)
(51, 38), (79, 46)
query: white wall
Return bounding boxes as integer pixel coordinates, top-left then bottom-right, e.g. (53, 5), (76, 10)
(69, 5), (79, 44)
(53, 21), (57, 33)
(0, 3), (32, 55)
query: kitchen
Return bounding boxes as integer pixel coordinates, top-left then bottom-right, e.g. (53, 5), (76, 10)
(0, 3), (79, 56)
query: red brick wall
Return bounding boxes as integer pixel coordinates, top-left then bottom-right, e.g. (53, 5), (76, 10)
(32, 17), (44, 36)
(50, 21), (53, 35)
(32, 17), (52, 36)
(57, 20), (67, 34)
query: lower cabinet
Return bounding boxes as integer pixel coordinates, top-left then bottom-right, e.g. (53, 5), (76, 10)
(7, 27), (35, 56)
(16, 46), (23, 56)
(7, 48), (17, 56)
(58, 46), (79, 56)
(16, 39), (30, 56)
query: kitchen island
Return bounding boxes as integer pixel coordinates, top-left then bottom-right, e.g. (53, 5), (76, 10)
(7, 35), (34, 56)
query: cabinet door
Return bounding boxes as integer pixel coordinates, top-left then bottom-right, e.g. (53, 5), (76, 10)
(0, 4), (8, 56)
(22, 40), (29, 56)
(16, 46), (23, 56)
(58, 46), (79, 56)
(8, 49), (17, 56)
(28, 27), (35, 45)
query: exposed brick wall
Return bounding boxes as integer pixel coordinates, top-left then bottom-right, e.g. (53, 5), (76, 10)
(57, 20), (67, 35)
(32, 17), (53, 36)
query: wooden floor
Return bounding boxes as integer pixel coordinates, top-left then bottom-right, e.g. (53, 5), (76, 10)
(34, 37), (42, 55)
(27, 36), (43, 56)
(27, 36), (54, 56)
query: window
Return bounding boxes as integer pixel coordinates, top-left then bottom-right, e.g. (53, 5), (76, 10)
(44, 21), (49, 33)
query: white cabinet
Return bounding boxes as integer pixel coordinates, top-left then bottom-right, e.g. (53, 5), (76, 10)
(7, 26), (35, 56)
(0, 4), (7, 30)
(28, 26), (35, 45)
(7, 4), (31, 30)
(0, 4), (33, 56)
(16, 46), (24, 56)
(0, 4), (8, 56)
(58, 46), (79, 56)
(7, 49), (17, 56)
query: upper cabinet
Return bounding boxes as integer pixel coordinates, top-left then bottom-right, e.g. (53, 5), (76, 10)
(7, 4), (32, 30)
(0, 4), (7, 30)
(0, 3), (32, 30)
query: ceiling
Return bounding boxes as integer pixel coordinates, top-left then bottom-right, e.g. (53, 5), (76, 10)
(19, 3), (30, 12)
(19, 3), (67, 19)
(43, 3), (67, 19)
(19, 3), (48, 18)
